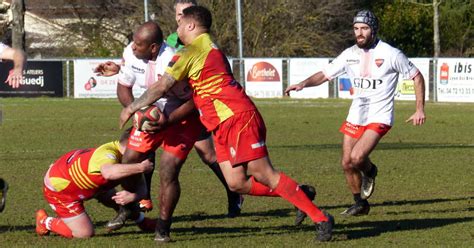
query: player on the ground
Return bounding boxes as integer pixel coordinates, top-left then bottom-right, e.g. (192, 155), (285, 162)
(285, 10), (426, 216)
(119, 6), (334, 243)
(0, 42), (26, 88)
(35, 131), (154, 238)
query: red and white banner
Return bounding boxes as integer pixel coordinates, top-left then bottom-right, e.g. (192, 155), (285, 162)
(74, 59), (145, 98)
(244, 59), (282, 98)
(288, 58), (329, 98)
(436, 58), (474, 102)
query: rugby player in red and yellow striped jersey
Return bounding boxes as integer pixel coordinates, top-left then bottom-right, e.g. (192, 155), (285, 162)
(35, 131), (153, 238)
(119, 6), (334, 242)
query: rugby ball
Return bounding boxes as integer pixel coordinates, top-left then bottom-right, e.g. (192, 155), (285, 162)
(133, 105), (163, 132)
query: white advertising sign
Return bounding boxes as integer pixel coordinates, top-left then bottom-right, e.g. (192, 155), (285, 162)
(288, 58), (329, 98)
(436, 58), (474, 102)
(244, 59), (283, 98)
(74, 59), (145, 98)
(395, 58), (430, 101)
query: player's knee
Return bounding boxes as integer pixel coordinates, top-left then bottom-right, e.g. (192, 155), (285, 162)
(226, 181), (246, 193)
(72, 228), (94, 238)
(350, 152), (365, 167)
(341, 158), (352, 171)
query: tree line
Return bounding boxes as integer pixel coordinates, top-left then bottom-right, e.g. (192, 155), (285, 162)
(3, 0), (473, 58)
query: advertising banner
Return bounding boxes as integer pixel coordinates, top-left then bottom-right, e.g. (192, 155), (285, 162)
(0, 61), (63, 97)
(395, 58), (430, 101)
(288, 58), (329, 98)
(436, 58), (474, 102)
(244, 59), (282, 98)
(74, 59), (145, 98)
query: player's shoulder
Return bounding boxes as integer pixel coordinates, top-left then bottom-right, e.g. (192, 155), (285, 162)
(123, 43), (135, 60)
(88, 141), (122, 174)
(92, 141), (121, 164)
(376, 40), (402, 56)
(0, 42), (8, 55)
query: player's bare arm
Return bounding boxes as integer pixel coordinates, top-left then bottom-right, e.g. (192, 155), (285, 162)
(100, 159), (153, 181)
(94, 61), (120, 77)
(117, 84), (135, 107)
(284, 71), (328, 95)
(167, 98), (196, 124)
(406, 73), (426, 126)
(119, 73), (177, 128)
(1, 47), (26, 89)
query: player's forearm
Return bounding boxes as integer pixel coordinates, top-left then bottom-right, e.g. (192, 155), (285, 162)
(129, 73), (176, 112)
(12, 49), (26, 72)
(413, 74), (425, 112)
(300, 71), (328, 88)
(167, 98), (197, 124)
(101, 163), (146, 181)
(117, 84), (134, 107)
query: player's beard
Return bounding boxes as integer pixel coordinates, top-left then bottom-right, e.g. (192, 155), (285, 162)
(355, 35), (375, 49)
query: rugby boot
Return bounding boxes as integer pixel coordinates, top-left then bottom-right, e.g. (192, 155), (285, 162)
(340, 201), (370, 216)
(227, 194), (244, 218)
(361, 163), (378, 200)
(0, 178), (7, 213)
(315, 212), (334, 242)
(35, 209), (50, 236)
(295, 184), (317, 225)
(139, 199), (153, 212)
(154, 218), (172, 243)
(106, 203), (141, 232)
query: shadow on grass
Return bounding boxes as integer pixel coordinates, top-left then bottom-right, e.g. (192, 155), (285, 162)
(0, 224), (35, 234)
(272, 142), (474, 151)
(341, 217), (474, 240)
(174, 208), (294, 223)
(324, 196), (474, 210)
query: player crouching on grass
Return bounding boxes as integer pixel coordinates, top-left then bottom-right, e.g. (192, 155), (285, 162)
(35, 130), (156, 238)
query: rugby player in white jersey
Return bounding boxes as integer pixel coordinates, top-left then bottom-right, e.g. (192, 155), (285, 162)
(285, 10), (426, 217)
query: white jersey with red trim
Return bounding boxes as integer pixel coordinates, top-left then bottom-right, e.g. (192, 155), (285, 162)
(323, 40), (419, 126)
(118, 42), (192, 117)
(0, 42), (8, 60)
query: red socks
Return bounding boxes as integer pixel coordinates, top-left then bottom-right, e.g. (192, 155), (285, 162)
(45, 217), (73, 238)
(248, 176), (279, 196)
(273, 173), (328, 223)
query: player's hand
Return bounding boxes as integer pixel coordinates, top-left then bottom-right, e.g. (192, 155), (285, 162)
(5, 69), (23, 88)
(406, 110), (426, 126)
(144, 113), (168, 133)
(94, 61), (120, 77)
(119, 106), (134, 129)
(112, 190), (136, 205)
(284, 83), (304, 96)
(139, 159), (154, 173)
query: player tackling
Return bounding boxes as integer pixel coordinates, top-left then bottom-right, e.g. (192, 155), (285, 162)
(119, 6), (334, 242)
(286, 10), (426, 216)
(35, 131), (153, 238)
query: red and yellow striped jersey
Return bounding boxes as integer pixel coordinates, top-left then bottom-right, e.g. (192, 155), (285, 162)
(165, 33), (256, 131)
(44, 141), (122, 201)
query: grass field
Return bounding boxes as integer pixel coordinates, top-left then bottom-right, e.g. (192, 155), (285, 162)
(0, 98), (473, 247)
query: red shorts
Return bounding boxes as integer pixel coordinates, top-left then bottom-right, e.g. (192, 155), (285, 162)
(214, 110), (268, 166)
(127, 115), (202, 160)
(43, 187), (85, 218)
(339, 121), (391, 139)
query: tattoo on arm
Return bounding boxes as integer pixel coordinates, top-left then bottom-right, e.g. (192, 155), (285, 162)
(129, 72), (177, 112)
